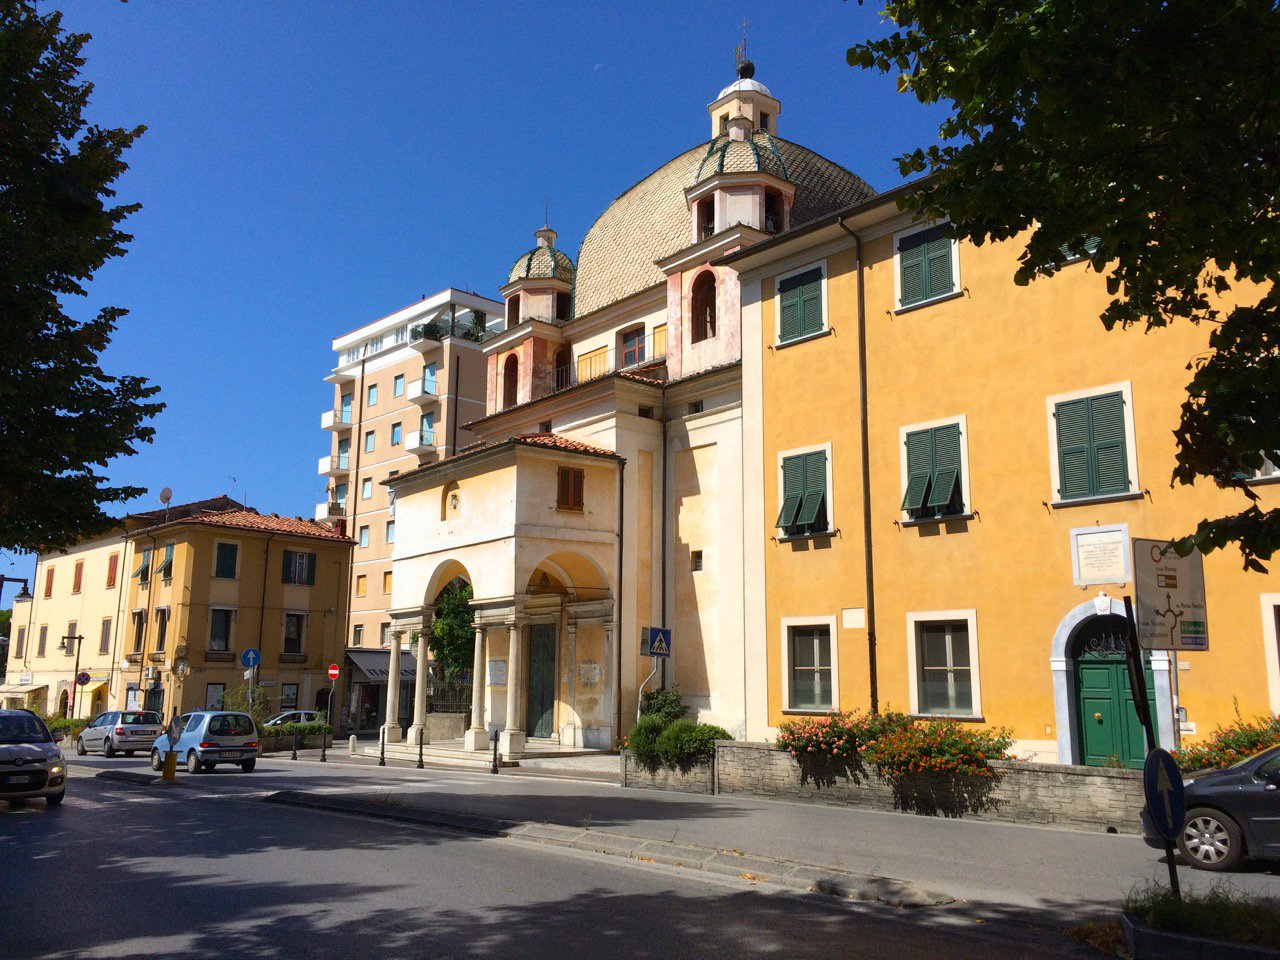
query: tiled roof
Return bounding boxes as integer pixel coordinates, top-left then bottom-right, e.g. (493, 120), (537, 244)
(509, 433), (618, 457)
(508, 246), (576, 285)
(693, 131), (789, 183)
(573, 137), (874, 319)
(139, 509), (353, 542)
(388, 432), (623, 487)
(126, 494), (244, 527)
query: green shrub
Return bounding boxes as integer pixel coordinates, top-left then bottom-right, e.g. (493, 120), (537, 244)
(775, 709), (911, 760)
(639, 688), (688, 724)
(655, 720), (731, 768)
(43, 715), (89, 738)
(1173, 712), (1280, 771)
(625, 714), (668, 766)
(860, 718), (1012, 780)
(1126, 883), (1280, 947)
(267, 721), (332, 744)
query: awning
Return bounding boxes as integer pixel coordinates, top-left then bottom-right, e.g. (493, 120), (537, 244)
(0, 684), (48, 696)
(346, 649), (418, 683)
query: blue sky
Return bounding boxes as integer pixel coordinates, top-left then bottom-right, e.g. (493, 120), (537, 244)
(3, 1), (945, 578)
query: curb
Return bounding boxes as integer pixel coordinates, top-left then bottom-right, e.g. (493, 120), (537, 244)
(263, 789), (953, 909)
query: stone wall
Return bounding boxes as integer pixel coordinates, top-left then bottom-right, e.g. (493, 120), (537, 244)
(712, 741), (1145, 833)
(620, 751), (714, 795)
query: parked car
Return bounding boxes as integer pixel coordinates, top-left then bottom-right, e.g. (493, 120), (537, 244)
(0, 709), (67, 806)
(263, 710), (321, 727)
(1142, 743), (1280, 870)
(150, 711), (259, 774)
(76, 710), (164, 757)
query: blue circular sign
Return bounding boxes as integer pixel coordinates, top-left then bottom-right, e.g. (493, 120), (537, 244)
(240, 648), (261, 668)
(1143, 748), (1186, 841)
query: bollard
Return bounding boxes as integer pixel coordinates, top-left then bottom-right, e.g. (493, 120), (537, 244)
(162, 749), (177, 782)
(291, 730), (298, 761)
(348, 734), (357, 756)
(378, 728), (386, 767)
(490, 729), (500, 775)
(417, 730), (424, 770)
(320, 729), (327, 763)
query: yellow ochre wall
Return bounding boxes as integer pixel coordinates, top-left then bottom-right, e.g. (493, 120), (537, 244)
(761, 229), (1280, 757)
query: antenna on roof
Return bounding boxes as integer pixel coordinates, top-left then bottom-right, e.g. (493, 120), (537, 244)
(228, 476), (238, 503)
(544, 194), (550, 228)
(735, 16), (749, 64)
(159, 487), (172, 523)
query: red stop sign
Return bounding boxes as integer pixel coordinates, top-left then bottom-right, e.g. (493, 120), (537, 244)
(327, 663), (340, 681)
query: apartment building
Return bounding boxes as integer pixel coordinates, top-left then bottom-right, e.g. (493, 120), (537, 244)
(1, 496), (242, 718)
(318, 288), (502, 725)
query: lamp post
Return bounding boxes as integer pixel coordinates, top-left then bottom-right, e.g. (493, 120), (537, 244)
(58, 634), (84, 719)
(0, 576), (32, 605)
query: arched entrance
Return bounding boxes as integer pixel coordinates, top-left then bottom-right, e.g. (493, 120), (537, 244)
(57, 689), (69, 718)
(1070, 615), (1156, 769)
(1050, 597), (1174, 766)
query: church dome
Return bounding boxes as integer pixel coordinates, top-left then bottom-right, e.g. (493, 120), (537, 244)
(572, 137), (874, 318)
(507, 241), (575, 285)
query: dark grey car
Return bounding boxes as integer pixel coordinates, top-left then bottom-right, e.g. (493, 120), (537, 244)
(76, 710), (164, 757)
(1142, 744), (1280, 870)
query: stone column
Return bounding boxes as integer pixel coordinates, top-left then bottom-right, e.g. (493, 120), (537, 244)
(464, 625), (488, 752)
(562, 620), (579, 747)
(499, 621), (525, 757)
(599, 620), (615, 750)
(408, 621), (431, 747)
(381, 630), (404, 744)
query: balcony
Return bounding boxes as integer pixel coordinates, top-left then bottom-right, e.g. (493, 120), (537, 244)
(552, 329), (668, 392)
(409, 310), (491, 350)
(405, 429), (438, 455)
(407, 376), (438, 405)
(313, 500), (345, 521)
(318, 454), (350, 478)
(321, 408), (353, 432)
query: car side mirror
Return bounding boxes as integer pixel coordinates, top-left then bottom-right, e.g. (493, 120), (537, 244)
(53, 732), (64, 743)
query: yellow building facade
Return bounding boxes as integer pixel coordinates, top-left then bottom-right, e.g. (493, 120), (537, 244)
(729, 187), (1280, 765)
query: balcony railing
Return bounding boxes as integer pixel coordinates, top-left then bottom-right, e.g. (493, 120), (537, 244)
(553, 329), (667, 392)
(318, 454), (350, 477)
(407, 376), (438, 404)
(322, 407), (354, 431)
(405, 429), (439, 454)
(409, 309), (490, 346)
(313, 501), (345, 522)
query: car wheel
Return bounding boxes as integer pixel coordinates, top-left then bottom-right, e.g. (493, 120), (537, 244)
(45, 790), (65, 807)
(75, 738), (87, 756)
(186, 751), (201, 775)
(103, 739), (115, 758)
(150, 749), (163, 772)
(241, 759), (256, 773)
(1178, 808), (1244, 871)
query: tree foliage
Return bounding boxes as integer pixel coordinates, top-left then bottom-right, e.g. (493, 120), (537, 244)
(428, 580), (474, 679)
(0, 2), (163, 553)
(848, 1), (1280, 569)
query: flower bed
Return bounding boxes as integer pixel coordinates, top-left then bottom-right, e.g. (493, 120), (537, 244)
(1174, 712), (1280, 771)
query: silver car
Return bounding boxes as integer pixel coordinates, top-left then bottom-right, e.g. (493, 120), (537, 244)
(76, 710), (164, 757)
(0, 709), (67, 806)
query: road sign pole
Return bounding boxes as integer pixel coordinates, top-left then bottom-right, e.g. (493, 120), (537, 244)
(1123, 596), (1157, 754)
(1164, 838), (1181, 900)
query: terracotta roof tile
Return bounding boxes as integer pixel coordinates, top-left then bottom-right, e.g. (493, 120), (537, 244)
(145, 509), (353, 542)
(510, 433), (619, 457)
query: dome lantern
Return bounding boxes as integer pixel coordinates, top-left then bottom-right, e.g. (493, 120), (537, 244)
(708, 63), (781, 138)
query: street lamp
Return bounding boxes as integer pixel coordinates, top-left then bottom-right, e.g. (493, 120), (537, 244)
(0, 576), (32, 604)
(58, 634), (84, 719)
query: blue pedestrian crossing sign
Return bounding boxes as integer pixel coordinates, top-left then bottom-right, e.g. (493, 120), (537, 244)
(240, 648), (261, 669)
(642, 627), (672, 659)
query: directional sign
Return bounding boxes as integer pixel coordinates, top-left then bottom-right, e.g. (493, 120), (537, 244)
(1133, 539), (1209, 651)
(328, 662), (340, 681)
(641, 627), (671, 659)
(240, 648), (261, 668)
(1143, 748), (1186, 842)
(165, 713), (182, 749)
(74, 671), (91, 687)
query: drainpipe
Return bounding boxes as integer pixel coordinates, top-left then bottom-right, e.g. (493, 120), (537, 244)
(137, 532), (158, 714)
(450, 352), (460, 455)
(107, 531), (130, 709)
(838, 216), (879, 714)
(615, 457), (626, 739)
(659, 390), (668, 689)
(342, 356), (369, 652)
(255, 531), (279, 707)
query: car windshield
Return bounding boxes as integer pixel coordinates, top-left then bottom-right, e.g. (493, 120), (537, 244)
(208, 714), (255, 737)
(0, 714), (53, 745)
(265, 713), (290, 725)
(120, 712), (160, 726)
(1226, 743), (1280, 771)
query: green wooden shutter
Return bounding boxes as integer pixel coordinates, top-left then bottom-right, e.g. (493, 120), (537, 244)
(797, 269), (823, 336)
(776, 455), (804, 529)
(925, 230), (954, 298)
(795, 450), (828, 528)
(926, 423), (962, 510)
(281, 549), (294, 583)
(1056, 399), (1093, 499)
(304, 552), (318, 586)
(902, 430), (933, 511)
(778, 275), (802, 342)
(1090, 392), (1129, 494)
(899, 233), (926, 306)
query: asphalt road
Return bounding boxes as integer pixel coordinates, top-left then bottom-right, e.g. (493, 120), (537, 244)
(1, 774), (1094, 960)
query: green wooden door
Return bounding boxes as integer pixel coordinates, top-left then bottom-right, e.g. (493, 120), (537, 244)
(1073, 622), (1157, 769)
(526, 624), (556, 739)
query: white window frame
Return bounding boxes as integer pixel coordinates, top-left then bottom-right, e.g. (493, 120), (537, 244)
(282, 610), (307, 655)
(774, 441), (835, 537)
(1262, 593), (1280, 717)
(906, 609), (982, 719)
(1044, 381), (1139, 505)
(772, 258), (830, 346)
(358, 525), (370, 548)
(385, 520), (396, 544)
(779, 615), (839, 713)
(361, 477), (373, 500)
(393, 374), (405, 397)
(209, 606), (236, 652)
(897, 414), (971, 522)
(893, 219), (961, 312)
